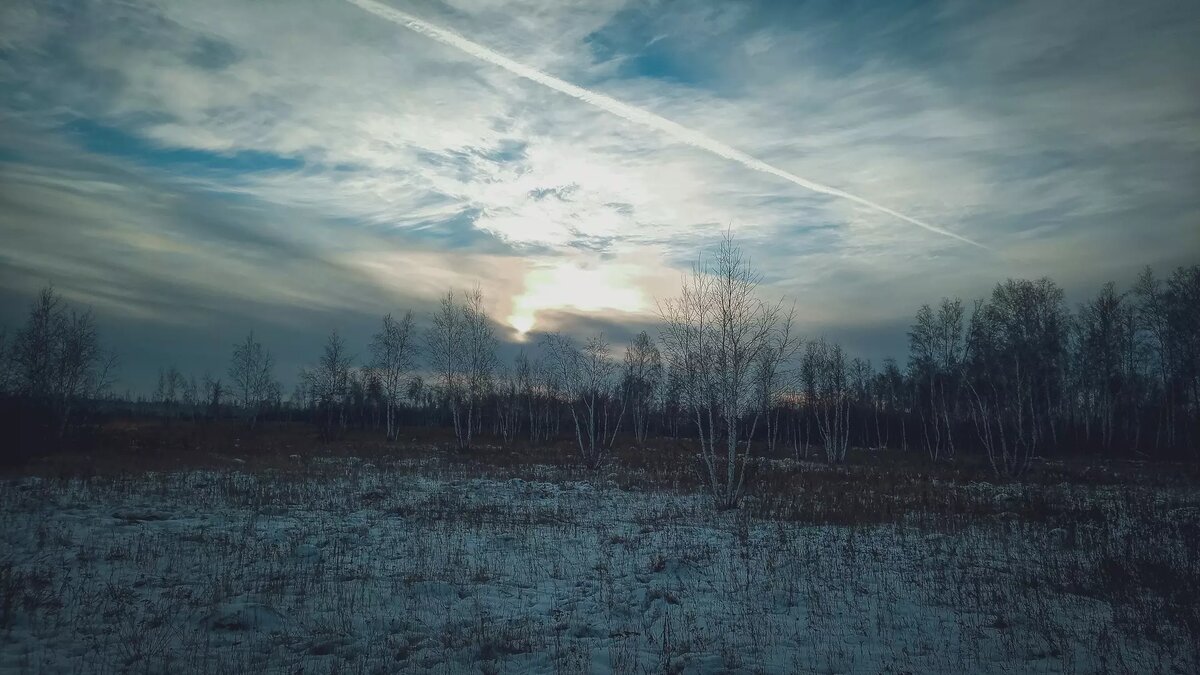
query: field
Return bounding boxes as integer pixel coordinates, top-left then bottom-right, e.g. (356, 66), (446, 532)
(1, 425), (1198, 674)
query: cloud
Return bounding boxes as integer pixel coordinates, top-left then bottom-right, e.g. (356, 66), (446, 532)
(0, 0), (1197, 392)
(345, 0), (988, 249)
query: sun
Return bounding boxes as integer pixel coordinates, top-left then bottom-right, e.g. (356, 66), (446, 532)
(510, 312), (536, 337)
(507, 262), (644, 335)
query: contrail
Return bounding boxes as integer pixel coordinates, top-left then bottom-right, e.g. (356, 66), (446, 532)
(345, 0), (988, 250)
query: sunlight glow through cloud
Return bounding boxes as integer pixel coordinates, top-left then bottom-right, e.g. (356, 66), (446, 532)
(508, 262), (645, 336)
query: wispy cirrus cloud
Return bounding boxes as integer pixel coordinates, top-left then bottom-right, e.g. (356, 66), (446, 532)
(0, 0), (1197, 391)
(345, 0), (988, 249)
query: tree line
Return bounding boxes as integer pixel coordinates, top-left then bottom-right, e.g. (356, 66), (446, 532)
(2, 240), (1198, 501)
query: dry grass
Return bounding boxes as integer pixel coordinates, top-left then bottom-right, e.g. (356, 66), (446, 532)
(1, 418), (1196, 672)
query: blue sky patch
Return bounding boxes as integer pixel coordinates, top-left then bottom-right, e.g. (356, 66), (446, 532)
(63, 118), (303, 176)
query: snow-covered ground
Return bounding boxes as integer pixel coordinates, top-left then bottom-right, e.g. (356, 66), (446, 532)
(0, 458), (1195, 674)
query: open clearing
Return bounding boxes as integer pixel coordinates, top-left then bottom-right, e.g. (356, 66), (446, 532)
(1, 451), (1198, 674)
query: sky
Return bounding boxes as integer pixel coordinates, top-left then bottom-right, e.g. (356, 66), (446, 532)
(1, 0), (1198, 394)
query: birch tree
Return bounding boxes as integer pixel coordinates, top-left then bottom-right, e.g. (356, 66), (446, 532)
(305, 330), (353, 439)
(460, 287), (497, 442)
(964, 279), (1069, 477)
(658, 235), (785, 509)
(755, 309), (799, 455)
(808, 338), (850, 463)
(907, 299), (965, 461)
(426, 288), (496, 450)
(228, 331), (277, 429)
(543, 332), (625, 468)
(370, 311), (417, 441)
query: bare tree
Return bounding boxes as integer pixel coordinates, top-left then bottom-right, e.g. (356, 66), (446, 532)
(10, 287), (116, 435)
(877, 357), (908, 451)
(288, 375), (311, 422)
(305, 330), (353, 439)
(908, 299), (965, 461)
(346, 367), (374, 430)
(1073, 283), (1139, 451)
(154, 365), (188, 425)
(228, 331), (277, 429)
(155, 366), (186, 411)
(370, 311), (417, 441)
(494, 361), (521, 446)
(202, 373), (224, 421)
(407, 375), (430, 425)
(513, 350), (535, 442)
(623, 331), (663, 445)
(849, 357), (876, 448)
(794, 339), (820, 459)
(527, 352), (560, 443)
(658, 234), (786, 509)
(427, 290), (464, 443)
(1133, 266), (1200, 454)
(57, 306), (113, 435)
(543, 332), (625, 468)
(426, 288), (496, 450)
(964, 279), (1069, 477)
(808, 338), (850, 463)
(10, 287), (62, 400)
(755, 309), (799, 455)
(460, 287), (497, 442)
